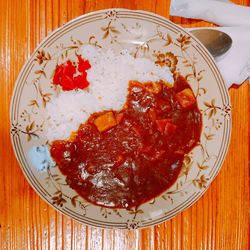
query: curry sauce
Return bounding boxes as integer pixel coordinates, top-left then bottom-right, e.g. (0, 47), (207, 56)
(50, 76), (202, 209)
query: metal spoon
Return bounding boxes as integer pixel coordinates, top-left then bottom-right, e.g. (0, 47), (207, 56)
(190, 29), (233, 61)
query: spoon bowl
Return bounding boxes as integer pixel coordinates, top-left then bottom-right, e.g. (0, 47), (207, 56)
(190, 29), (233, 60)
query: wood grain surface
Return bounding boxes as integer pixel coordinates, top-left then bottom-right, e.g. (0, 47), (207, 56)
(0, 0), (249, 249)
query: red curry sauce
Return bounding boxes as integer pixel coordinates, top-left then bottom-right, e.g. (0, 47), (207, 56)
(50, 76), (202, 209)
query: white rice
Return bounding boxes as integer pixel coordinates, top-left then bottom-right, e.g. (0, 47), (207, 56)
(46, 45), (174, 141)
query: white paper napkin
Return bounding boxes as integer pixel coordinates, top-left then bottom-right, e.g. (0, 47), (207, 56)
(188, 27), (250, 88)
(170, 0), (250, 27)
(170, 0), (250, 88)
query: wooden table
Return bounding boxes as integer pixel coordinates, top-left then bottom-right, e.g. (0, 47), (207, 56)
(0, 0), (249, 249)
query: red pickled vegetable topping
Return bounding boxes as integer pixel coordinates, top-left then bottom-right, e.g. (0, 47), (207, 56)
(77, 55), (91, 72)
(60, 75), (75, 91)
(52, 56), (91, 91)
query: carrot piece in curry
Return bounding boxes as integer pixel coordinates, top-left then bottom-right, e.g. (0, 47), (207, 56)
(155, 119), (176, 135)
(115, 112), (124, 124)
(175, 88), (196, 108)
(94, 111), (117, 132)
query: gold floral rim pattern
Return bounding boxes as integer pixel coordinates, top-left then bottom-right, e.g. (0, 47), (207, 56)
(10, 9), (231, 229)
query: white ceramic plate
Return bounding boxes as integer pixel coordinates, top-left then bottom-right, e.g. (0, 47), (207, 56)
(10, 9), (231, 229)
